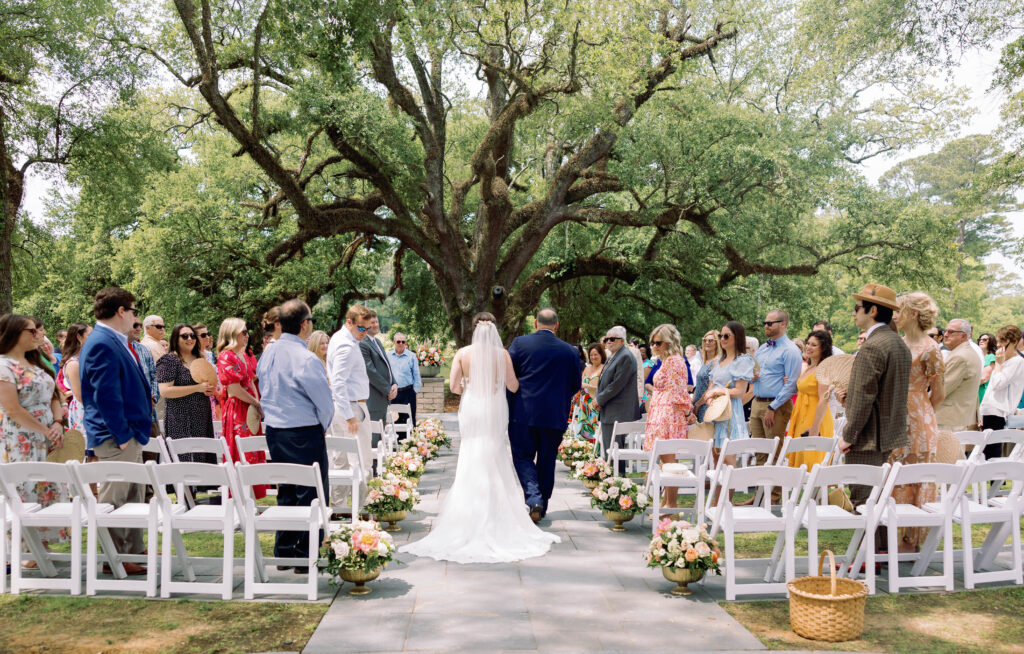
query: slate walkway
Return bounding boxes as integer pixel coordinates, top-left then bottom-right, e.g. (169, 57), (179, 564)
(304, 413), (770, 653)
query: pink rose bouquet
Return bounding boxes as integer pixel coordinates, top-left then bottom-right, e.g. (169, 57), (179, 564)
(364, 472), (419, 515)
(323, 520), (396, 579)
(590, 476), (650, 518)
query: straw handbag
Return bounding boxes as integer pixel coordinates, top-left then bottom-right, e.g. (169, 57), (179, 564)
(788, 550), (868, 642)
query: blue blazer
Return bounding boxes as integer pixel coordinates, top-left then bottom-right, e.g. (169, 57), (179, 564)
(507, 330), (583, 430)
(80, 325), (152, 449)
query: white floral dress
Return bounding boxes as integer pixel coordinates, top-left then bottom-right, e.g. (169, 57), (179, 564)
(0, 355), (69, 543)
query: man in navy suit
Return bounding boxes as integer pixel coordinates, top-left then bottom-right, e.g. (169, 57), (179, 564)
(80, 287), (153, 573)
(508, 308), (583, 522)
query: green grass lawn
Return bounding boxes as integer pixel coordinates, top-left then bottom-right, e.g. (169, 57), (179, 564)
(723, 585), (1024, 653)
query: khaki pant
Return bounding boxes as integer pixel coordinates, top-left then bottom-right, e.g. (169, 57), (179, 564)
(327, 402), (372, 509)
(93, 438), (145, 554)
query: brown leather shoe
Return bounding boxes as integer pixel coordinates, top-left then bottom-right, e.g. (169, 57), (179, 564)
(529, 504), (544, 523)
(103, 562), (147, 576)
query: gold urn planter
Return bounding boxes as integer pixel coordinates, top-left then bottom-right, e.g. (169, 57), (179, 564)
(338, 566), (382, 595)
(376, 509), (408, 532)
(581, 478), (600, 490)
(662, 566), (705, 595)
(602, 509), (635, 532)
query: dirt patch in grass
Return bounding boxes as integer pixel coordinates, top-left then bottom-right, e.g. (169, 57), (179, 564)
(0, 595), (328, 654)
(722, 586), (1024, 653)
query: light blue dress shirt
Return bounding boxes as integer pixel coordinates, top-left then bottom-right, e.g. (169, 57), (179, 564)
(751, 334), (803, 410)
(256, 333), (334, 431)
(387, 349), (422, 393)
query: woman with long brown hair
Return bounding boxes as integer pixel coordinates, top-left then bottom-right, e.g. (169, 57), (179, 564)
(56, 323), (91, 439)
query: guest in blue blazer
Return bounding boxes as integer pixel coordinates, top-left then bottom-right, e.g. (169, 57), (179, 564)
(508, 308), (583, 522)
(80, 287), (152, 572)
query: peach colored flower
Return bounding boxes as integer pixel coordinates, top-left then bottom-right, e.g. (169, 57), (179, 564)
(684, 548), (699, 562)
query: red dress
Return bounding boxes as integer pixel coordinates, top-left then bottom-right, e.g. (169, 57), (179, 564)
(643, 354), (693, 450)
(217, 349), (266, 498)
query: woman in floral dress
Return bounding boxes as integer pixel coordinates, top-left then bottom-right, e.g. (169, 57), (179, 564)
(568, 342), (604, 441)
(216, 317), (266, 498)
(643, 324), (693, 508)
(891, 292), (946, 553)
(0, 314), (69, 547)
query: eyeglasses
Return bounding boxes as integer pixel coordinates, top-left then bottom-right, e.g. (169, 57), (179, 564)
(302, 316), (314, 325)
(719, 334), (731, 341)
(703, 337), (717, 343)
(602, 337), (622, 343)
(180, 333), (196, 341)
(395, 340), (406, 344)
(356, 325), (370, 332)
(153, 324), (165, 330)
(763, 319), (783, 326)
(198, 332), (209, 339)
(853, 304), (865, 313)
(239, 329), (249, 336)
(127, 307), (138, 316)
(945, 330), (965, 336)
(651, 340), (664, 347)
(23, 327), (39, 336)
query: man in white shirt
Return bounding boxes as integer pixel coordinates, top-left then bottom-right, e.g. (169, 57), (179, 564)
(325, 304), (375, 508)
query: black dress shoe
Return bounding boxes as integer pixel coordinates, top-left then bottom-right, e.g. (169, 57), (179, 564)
(529, 504), (544, 523)
(276, 565), (293, 571)
(292, 566), (310, 574)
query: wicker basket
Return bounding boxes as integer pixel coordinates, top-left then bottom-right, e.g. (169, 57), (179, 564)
(788, 550), (868, 642)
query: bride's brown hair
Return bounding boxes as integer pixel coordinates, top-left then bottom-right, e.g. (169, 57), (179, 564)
(472, 312), (496, 328)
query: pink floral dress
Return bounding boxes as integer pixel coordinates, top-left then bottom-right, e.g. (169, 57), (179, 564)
(0, 355), (69, 543)
(643, 354), (693, 450)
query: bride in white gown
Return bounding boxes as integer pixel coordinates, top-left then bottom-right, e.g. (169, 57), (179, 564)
(401, 316), (560, 563)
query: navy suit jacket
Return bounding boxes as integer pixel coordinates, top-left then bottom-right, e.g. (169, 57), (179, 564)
(80, 324), (152, 449)
(507, 330), (583, 431)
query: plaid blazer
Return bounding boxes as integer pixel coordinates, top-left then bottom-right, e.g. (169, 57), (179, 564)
(843, 325), (911, 452)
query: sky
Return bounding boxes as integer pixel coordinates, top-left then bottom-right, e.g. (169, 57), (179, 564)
(20, 40), (1024, 279)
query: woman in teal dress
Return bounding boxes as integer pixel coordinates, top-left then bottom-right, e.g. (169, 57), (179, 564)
(978, 333), (997, 403)
(568, 342), (605, 441)
(700, 322), (754, 468)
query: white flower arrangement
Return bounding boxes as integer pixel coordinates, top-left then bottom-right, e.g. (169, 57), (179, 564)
(644, 518), (722, 573)
(412, 417), (451, 449)
(557, 436), (594, 467)
(590, 476), (651, 516)
(384, 451), (426, 479)
(364, 472), (420, 514)
(323, 520), (396, 578)
(572, 457), (613, 482)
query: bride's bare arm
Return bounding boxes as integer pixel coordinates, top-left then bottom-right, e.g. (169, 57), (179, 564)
(450, 349), (466, 395)
(504, 350), (520, 392)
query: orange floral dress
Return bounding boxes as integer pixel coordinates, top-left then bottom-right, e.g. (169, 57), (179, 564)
(888, 337), (944, 549)
(217, 349), (266, 499)
(643, 354), (693, 450)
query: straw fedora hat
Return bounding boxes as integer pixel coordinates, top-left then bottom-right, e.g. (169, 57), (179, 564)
(703, 392), (732, 423)
(852, 283), (899, 311)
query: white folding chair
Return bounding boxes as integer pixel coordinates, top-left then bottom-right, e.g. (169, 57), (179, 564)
(704, 437), (780, 515)
(151, 462), (239, 599)
(877, 462), (968, 593)
(236, 436), (271, 464)
(775, 436), (839, 469)
(921, 460), (1024, 589)
(165, 437), (233, 508)
(369, 419), (395, 475)
(235, 462), (329, 600)
(140, 435), (172, 463)
(213, 421), (223, 437)
(387, 404), (413, 441)
(1, 493), (9, 594)
(708, 465), (807, 600)
(325, 436), (365, 520)
(767, 463), (890, 595)
(607, 420), (649, 475)
(68, 461), (160, 597)
(955, 430), (989, 464)
(984, 429), (1024, 462)
(0, 462), (84, 595)
(644, 439), (713, 529)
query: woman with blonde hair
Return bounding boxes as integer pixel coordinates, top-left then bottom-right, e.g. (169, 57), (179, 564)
(692, 330), (721, 422)
(642, 324), (694, 509)
(216, 318), (267, 498)
(891, 292), (945, 553)
(307, 330), (329, 369)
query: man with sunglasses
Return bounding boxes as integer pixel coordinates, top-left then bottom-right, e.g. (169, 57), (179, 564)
(80, 287), (152, 574)
(839, 283), (911, 511)
(936, 319), (982, 433)
(387, 332), (421, 428)
(595, 325), (641, 475)
(749, 310), (802, 486)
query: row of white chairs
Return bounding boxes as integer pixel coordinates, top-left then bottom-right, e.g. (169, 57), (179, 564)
(0, 459), (332, 600)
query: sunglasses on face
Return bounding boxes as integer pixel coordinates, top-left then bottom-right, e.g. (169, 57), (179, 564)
(198, 332), (209, 339)
(703, 337), (717, 342)
(153, 324), (165, 330)
(853, 304), (865, 313)
(719, 334), (731, 341)
(395, 340), (406, 344)
(302, 316), (315, 325)
(127, 307), (138, 316)
(356, 325), (370, 332)
(133, 323), (142, 329)
(763, 319), (782, 326)
(602, 337), (621, 343)
(180, 333), (196, 341)
(651, 340), (664, 347)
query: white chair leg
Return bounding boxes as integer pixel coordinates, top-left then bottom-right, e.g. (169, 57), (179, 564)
(86, 517), (98, 595)
(172, 530), (196, 582)
(24, 527), (57, 577)
(147, 514), (158, 598)
(913, 525), (942, 577)
(244, 523), (256, 600)
(161, 522), (173, 598)
(725, 528), (736, 601)
(962, 517), (975, 590)
(307, 523), (318, 601)
(865, 525), (876, 595)
(70, 505), (82, 596)
(10, 516), (21, 594)
(887, 519), (899, 594)
(221, 519), (233, 600)
(1012, 509), (1023, 585)
(807, 521), (819, 578)
(943, 519), (955, 591)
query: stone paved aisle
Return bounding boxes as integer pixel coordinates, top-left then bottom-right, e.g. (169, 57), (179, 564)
(304, 414), (769, 653)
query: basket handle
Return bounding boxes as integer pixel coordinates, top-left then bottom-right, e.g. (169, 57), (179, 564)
(816, 549), (838, 596)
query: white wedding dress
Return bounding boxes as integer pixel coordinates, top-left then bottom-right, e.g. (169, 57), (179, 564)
(401, 322), (560, 563)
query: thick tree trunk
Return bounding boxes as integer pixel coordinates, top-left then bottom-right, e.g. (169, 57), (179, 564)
(0, 108), (23, 316)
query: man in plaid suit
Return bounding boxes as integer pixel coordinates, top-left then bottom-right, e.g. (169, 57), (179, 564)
(839, 283), (911, 508)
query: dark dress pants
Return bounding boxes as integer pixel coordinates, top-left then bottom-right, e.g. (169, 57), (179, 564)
(265, 424), (329, 560)
(845, 448), (891, 551)
(509, 421), (562, 510)
(394, 386), (417, 438)
(982, 414), (1007, 460)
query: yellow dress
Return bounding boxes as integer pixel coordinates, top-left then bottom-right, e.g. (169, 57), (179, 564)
(785, 370), (833, 469)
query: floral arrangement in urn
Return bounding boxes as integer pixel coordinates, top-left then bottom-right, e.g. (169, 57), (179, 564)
(416, 344), (445, 367)
(323, 520), (397, 594)
(644, 518), (722, 595)
(557, 436), (594, 468)
(590, 476), (650, 531)
(400, 435), (439, 462)
(572, 457), (613, 488)
(413, 417), (451, 450)
(385, 450), (426, 480)
(365, 473), (420, 531)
